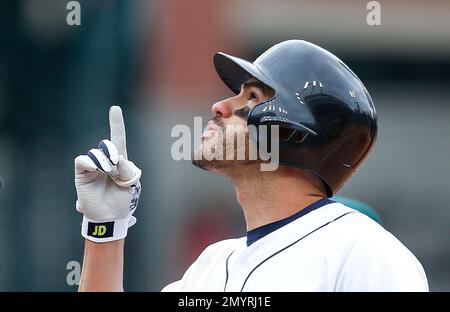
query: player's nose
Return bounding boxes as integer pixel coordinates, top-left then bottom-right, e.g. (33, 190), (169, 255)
(211, 98), (233, 118)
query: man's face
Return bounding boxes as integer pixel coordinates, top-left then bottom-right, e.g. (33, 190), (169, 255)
(192, 78), (275, 174)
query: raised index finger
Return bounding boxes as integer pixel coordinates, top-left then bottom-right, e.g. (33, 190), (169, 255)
(109, 106), (128, 159)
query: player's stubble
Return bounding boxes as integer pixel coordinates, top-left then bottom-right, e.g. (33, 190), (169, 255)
(191, 116), (264, 174)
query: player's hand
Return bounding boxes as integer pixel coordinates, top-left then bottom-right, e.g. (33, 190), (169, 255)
(74, 106), (142, 243)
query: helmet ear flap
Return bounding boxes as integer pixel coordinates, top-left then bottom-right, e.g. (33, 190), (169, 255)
(251, 124), (312, 158)
(247, 98), (317, 138)
(280, 127), (297, 141)
(279, 128), (310, 145)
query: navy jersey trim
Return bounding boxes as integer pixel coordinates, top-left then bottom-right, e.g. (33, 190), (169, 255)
(246, 198), (334, 246)
(240, 211), (356, 292)
(223, 250), (235, 292)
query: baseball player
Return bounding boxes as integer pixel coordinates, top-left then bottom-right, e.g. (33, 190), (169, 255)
(75, 40), (428, 291)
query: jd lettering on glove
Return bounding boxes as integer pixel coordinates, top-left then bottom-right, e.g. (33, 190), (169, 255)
(87, 222), (114, 238)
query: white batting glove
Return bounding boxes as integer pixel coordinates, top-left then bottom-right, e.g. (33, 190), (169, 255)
(74, 106), (142, 243)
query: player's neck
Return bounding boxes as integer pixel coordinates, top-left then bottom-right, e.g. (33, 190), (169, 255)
(229, 166), (325, 231)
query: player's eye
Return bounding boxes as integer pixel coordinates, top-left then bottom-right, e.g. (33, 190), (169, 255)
(248, 92), (257, 102)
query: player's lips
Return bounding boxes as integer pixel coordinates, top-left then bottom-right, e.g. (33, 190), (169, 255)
(202, 121), (220, 136)
(207, 121), (220, 131)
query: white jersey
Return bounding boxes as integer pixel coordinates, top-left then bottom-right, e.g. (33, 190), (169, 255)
(162, 202), (428, 292)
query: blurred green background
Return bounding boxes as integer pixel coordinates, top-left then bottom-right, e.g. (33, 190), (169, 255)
(1, 0), (450, 291)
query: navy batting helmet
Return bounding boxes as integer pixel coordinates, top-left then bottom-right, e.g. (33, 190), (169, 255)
(213, 40), (377, 197)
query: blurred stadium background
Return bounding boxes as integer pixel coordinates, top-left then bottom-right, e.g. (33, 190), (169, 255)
(0, 0), (450, 291)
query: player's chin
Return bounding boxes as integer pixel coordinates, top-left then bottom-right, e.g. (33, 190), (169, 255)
(192, 158), (240, 175)
(191, 153), (263, 175)
(191, 147), (221, 172)
(191, 139), (262, 173)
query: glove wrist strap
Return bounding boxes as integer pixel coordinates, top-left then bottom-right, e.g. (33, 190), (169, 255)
(81, 215), (130, 243)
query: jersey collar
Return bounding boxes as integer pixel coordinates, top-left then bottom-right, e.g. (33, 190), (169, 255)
(246, 198), (335, 246)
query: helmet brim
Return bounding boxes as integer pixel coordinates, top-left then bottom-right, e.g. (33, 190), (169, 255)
(213, 52), (275, 94)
